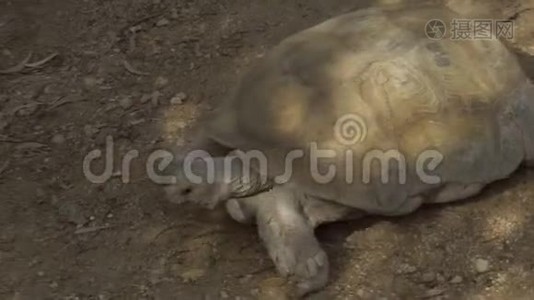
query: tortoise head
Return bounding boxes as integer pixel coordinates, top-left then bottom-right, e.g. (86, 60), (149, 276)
(162, 156), (234, 209)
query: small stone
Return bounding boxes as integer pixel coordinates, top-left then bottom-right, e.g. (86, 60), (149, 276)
(119, 97), (133, 109)
(151, 91), (161, 106)
(450, 275), (463, 284)
(397, 263), (417, 274)
(129, 25), (143, 33)
(16, 104), (38, 116)
(423, 288), (445, 298)
(49, 281), (59, 289)
(130, 118), (145, 126)
(175, 121), (187, 129)
(84, 124), (99, 137)
(170, 92), (187, 105)
(170, 8), (179, 19)
(89, 216), (96, 221)
(258, 277), (289, 300)
(140, 93), (152, 104)
(421, 272), (436, 283)
(43, 84), (56, 95)
(156, 18), (170, 27)
(51, 134), (65, 144)
(220, 291), (229, 299)
(475, 258), (490, 273)
(154, 76), (169, 88)
(58, 202), (87, 225)
(239, 274), (252, 284)
(106, 213), (113, 219)
(83, 76), (99, 88)
(180, 268), (205, 283)
(169, 97), (182, 105)
(37, 271), (45, 277)
(356, 289), (368, 298)
(28, 258), (40, 267)
(36, 189), (46, 204)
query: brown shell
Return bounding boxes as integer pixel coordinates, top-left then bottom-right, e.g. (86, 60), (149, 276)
(206, 7), (531, 213)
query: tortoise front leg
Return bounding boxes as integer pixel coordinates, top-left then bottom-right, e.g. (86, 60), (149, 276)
(226, 187), (337, 296)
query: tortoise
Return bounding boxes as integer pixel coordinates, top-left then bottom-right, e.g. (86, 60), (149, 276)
(163, 3), (534, 296)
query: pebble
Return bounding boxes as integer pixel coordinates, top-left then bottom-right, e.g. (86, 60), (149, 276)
(397, 263), (417, 274)
(28, 258), (40, 267)
(450, 275), (463, 284)
(37, 271), (45, 277)
(51, 133), (66, 144)
(180, 268), (206, 283)
(36, 189), (46, 204)
(140, 93), (152, 104)
(171, 8), (179, 19)
(421, 272), (436, 283)
(119, 97), (133, 109)
(175, 121), (187, 130)
(156, 18), (170, 27)
(154, 76), (169, 88)
(258, 277), (289, 300)
(170, 92), (187, 105)
(84, 124), (99, 138)
(43, 84), (56, 95)
(220, 291), (229, 299)
(151, 91), (161, 106)
(129, 25), (143, 33)
(239, 274), (252, 284)
(475, 258), (490, 273)
(423, 288), (445, 298)
(49, 281), (59, 289)
(58, 202), (87, 225)
(83, 76), (101, 89)
(356, 289), (369, 298)
(16, 104), (38, 116)
(378, 0), (403, 6)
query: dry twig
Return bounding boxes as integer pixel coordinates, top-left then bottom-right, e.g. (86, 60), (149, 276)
(0, 52), (33, 74)
(123, 60), (149, 76)
(25, 52), (59, 68)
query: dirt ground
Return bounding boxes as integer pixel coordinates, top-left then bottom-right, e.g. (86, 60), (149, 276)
(1, 0), (534, 299)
